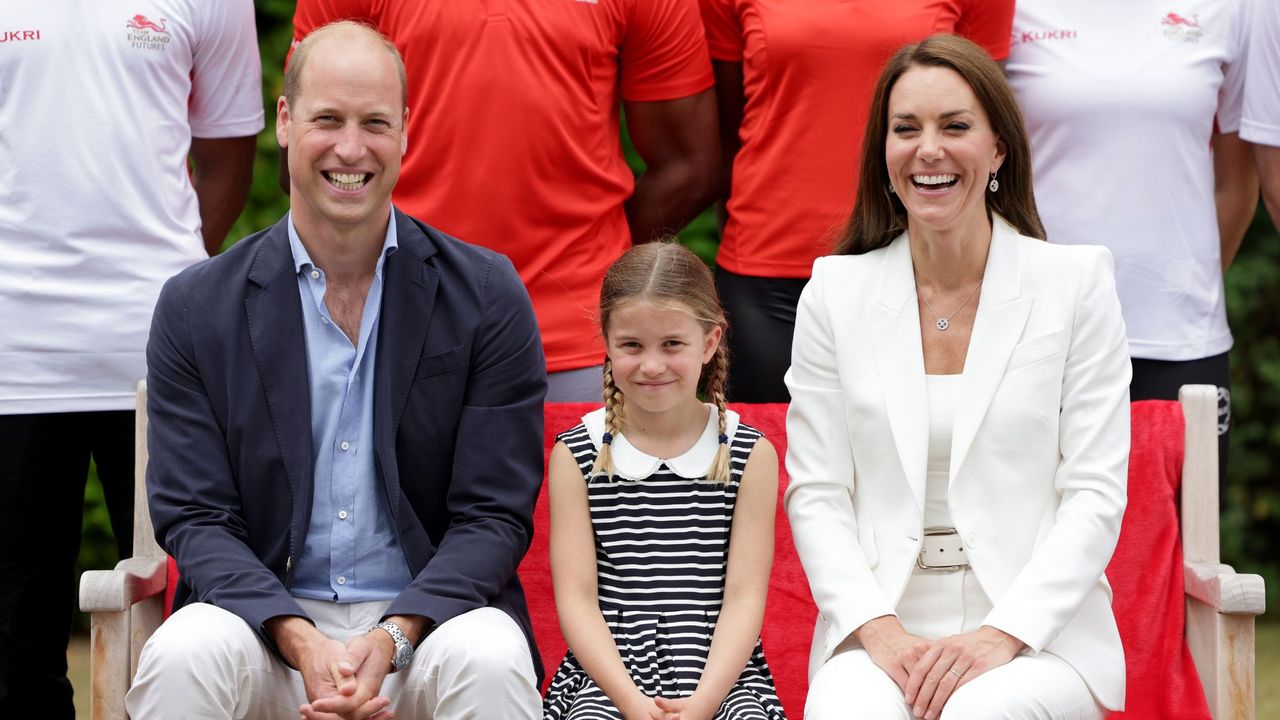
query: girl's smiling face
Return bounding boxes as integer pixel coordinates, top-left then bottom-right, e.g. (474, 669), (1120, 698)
(604, 300), (722, 417)
(885, 65), (1005, 239)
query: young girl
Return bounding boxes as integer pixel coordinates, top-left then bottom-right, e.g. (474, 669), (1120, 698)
(542, 242), (787, 720)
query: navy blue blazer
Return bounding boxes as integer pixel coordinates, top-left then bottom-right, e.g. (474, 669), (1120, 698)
(145, 210), (547, 677)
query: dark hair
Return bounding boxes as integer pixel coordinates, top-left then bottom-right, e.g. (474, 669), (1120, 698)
(591, 242), (732, 483)
(283, 20), (407, 109)
(834, 34), (1045, 255)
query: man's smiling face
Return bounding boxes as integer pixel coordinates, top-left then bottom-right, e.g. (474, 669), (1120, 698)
(277, 28), (407, 235)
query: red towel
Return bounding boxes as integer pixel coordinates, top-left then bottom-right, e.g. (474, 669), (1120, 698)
(1106, 400), (1210, 719)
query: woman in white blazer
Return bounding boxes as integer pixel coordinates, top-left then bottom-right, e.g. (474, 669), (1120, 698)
(785, 35), (1130, 719)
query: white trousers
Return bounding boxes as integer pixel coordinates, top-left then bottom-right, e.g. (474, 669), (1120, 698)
(126, 599), (541, 720)
(806, 568), (1104, 720)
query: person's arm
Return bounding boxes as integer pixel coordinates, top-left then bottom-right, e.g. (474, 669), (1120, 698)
(190, 136), (256, 255)
(783, 261), (904, 663)
(147, 273), (317, 649)
(656, 438), (778, 720)
(548, 442), (662, 719)
(980, 246), (1130, 653)
(623, 89), (721, 244)
(381, 254), (547, 627)
(1213, 132), (1259, 271)
(1256, 143), (1280, 230)
(186, 0), (262, 254)
(710, 61), (744, 232)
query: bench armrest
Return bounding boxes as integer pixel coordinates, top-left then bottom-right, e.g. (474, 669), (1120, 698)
(79, 557), (168, 613)
(1183, 561), (1267, 616)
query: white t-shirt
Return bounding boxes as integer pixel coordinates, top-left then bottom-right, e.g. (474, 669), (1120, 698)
(1241, 0), (1280, 146)
(1007, 0), (1251, 361)
(0, 0), (263, 414)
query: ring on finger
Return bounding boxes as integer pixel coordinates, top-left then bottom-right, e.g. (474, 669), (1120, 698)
(947, 667), (964, 680)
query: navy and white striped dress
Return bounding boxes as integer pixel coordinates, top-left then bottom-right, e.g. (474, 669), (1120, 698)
(543, 406), (787, 720)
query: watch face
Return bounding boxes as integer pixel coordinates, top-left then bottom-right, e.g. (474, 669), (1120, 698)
(394, 642), (413, 670)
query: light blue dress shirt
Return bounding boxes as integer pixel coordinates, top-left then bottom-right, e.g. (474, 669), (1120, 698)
(287, 212), (412, 602)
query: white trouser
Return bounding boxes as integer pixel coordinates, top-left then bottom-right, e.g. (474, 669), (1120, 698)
(806, 568), (1104, 720)
(126, 599), (541, 720)
(806, 647), (1104, 720)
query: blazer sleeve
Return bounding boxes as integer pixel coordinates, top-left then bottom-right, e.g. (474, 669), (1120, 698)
(982, 247), (1131, 652)
(784, 260), (896, 660)
(146, 273), (310, 638)
(384, 254), (547, 625)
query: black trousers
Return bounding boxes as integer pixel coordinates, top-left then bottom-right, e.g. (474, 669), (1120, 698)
(1130, 351), (1231, 484)
(0, 411), (135, 718)
(715, 266), (808, 403)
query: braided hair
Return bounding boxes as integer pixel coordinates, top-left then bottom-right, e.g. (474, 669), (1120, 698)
(589, 241), (732, 483)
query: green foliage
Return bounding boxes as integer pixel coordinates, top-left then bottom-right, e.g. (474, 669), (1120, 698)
(1223, 206), (1280, 609)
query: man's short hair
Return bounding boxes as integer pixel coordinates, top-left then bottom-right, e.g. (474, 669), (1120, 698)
(283, 20), (407, 109)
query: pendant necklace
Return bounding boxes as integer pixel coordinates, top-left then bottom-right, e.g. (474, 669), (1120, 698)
(917, 279), (982, 331)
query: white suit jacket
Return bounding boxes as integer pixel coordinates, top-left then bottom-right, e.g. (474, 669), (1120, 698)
(783, 216), (1130, 710)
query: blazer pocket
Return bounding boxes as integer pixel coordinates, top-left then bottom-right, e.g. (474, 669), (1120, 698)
(415, 345), (468, 379)
(1006, 328), (1068, 372)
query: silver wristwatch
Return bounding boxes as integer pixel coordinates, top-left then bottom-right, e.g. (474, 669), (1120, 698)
(371, 620), (414, 672)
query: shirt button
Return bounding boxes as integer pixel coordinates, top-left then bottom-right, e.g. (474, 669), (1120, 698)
(340, 441), (350, 451)
(965, 532), (978, 548)
(310, 270), (320, 279)
(321, 316), (330, 324)
(337, 576), (347, 585)
(338, 509), (348, 520)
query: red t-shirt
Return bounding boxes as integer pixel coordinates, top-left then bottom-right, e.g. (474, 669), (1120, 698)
(292, 0), (714, 372)
(700, 0), (1014, 278)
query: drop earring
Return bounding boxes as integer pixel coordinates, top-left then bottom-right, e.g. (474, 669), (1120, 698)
(988, 170), (999, 193)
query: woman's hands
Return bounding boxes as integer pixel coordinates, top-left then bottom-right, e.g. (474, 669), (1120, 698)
(852, 616), (934, 693)
(903, 625), (1025, 720)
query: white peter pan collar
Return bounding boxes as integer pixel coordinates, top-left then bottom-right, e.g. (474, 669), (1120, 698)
(582, 403), (740, 480)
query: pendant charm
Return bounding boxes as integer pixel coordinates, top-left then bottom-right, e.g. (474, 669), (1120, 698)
(936, 318), (950, 331)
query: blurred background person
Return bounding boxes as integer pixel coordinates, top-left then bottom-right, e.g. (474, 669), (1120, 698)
(1006, 0), (1257, 481)
(0, 1), (261, 716)
(697, 0), (1014, 401)
(1242, 0), (1280, 228)
(288, 0), (720, 401)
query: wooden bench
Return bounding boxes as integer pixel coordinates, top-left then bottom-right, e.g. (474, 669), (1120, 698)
(79, 384), (1266, 719)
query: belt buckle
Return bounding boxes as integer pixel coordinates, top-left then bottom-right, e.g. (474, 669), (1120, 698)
(916, 527), (968, 572)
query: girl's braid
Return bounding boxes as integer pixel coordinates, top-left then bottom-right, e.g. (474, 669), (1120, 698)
(705, 340), (731, 484)
(589, 358), (625, 481)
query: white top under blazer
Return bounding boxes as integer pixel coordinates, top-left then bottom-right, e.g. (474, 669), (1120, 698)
(784, 216), (1132, 710)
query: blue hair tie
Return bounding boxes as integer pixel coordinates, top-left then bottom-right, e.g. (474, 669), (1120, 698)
(601, 432), (614, 445)
(718, 433), (729, 444)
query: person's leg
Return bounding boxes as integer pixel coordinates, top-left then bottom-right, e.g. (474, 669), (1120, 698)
(393, 606), (540, 720)
(715, 266), (807, 403)
(88, 410), (136, 560)
(126, 602), (304, 720)
(547, 364), (605, 402)
(804, 647), (913, 720)
(1130, 351), (1231, 483)
(0, 412), (91, 719)
(939, 652), (1104, 720)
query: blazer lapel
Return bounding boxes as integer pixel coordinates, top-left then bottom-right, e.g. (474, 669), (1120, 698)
(951, 217), (1033, 479)
(373, 210), (439, 520)
(245, 218), (314, 525)
(868, 237), (929, 515)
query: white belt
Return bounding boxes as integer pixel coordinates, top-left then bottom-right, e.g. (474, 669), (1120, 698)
(916, 527), (969, 571)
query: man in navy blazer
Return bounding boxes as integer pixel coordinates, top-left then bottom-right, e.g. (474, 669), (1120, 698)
(126, 21), (546, 720)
